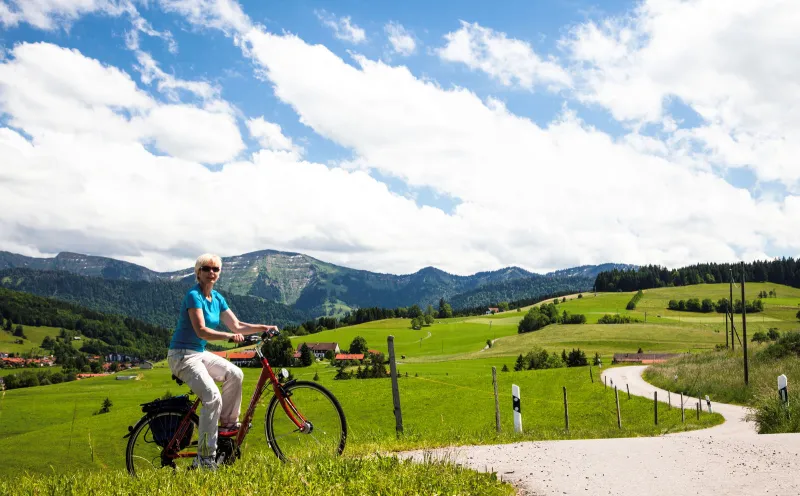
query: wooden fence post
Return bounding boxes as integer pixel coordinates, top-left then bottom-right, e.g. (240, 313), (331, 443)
(654, 391), (658, 425)
(387, 336), (403, 435)
(492, 367), (501, 433)
(627, 384), (630, 400)
(563, 386), (569, 432)
(696, 401), (700, 420)
(668, 391), (671, 409)
(680, 393), (685, 423)
(589, 366), (594, 383)
(615, 386), (621, 429)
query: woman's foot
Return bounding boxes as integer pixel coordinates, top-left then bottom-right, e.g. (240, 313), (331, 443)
(191, 455), (218, 471)
(219, 421), (241, 434)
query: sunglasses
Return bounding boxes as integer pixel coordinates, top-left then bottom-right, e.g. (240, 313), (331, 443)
(200, 266), (221, 273)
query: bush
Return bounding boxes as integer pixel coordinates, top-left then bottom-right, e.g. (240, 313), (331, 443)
(565, 348), (588, 367)
(501, 364), (509, 372)
(762, 332), (800, 359)
(597, 314), (640, 324)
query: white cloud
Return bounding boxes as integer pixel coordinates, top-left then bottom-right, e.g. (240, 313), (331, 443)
(315, 10), (366, 44)
(0, 0), (116, 30)
(385, 21), (416, 56)
(2, 0), (799, 276)
(0, 42), (243, 163)
(134, 51), (218, 101)
(562, 0), (800, 191)
(247, 117), (302, 156)
(86, 1), (798, 274)
(437, 21), (572, 92)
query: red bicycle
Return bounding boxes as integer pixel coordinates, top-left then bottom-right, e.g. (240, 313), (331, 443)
(124, 331), (347, 475)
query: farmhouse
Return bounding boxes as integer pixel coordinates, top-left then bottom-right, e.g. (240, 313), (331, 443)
(334, 353), (364, 362)
(228, 351), (257, 366)
(486, 307), (500, 314)
(296, 342), (340, 359)
(612, 353), (682, 364)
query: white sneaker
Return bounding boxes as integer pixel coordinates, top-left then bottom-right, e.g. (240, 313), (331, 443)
(191, 455), (218, 471)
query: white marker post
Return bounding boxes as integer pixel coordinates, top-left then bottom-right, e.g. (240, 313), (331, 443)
(512, 384), (522, 433)
(705, 395), (713, 414)
(778, 374), (789, 406)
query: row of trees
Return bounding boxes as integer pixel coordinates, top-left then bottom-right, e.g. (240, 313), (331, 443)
(594, 258), (800, 292)
(626, 290), (644, 310)
(513, 347), (589, 370)
(597, 314), (640, 324)
(518, 303), (587, 333)
(667, 298), (764, 314)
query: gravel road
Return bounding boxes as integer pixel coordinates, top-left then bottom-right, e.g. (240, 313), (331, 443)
(402, 366), (800, 495)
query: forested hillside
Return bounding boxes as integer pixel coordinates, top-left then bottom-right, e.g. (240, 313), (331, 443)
(0, 268), (309, 329)
(594, 259), (800, 292)
(0, 286), (170, 360)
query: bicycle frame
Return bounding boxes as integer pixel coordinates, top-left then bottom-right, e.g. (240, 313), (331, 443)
(163, 335), (310, 459)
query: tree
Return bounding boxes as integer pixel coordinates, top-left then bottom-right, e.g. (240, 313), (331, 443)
(96, 397), (113, 415)
(41, 335), (55, 350)
(637, 347), (644, 354)
(577, 294), (583, 299)
(438, 298), (453, 319)
(768, 328), (781, 341)
(299, 344), (313, 366)
(501, 364), (509, 372)
(751, 332), (768, 344)
(565, 349), (588, 367)
(411, 317), (422, 330)
(486, 339), (492, 348)
(498, 301), (510, 312)
(407, 305), (422, 319)
(13, 325), (24, 338)
(593, 352), (601, 366)
(349, 336), (368, 355)
(514, 354), (525, 371)
(262, 334), (295, 367)
(423, 314), (434, 325)
(425, 304), (435, 317)
(796, 310), (800, 322)
(313, 371), (320, 381)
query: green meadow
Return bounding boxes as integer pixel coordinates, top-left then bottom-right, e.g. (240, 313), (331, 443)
(2, 282), (799, 485)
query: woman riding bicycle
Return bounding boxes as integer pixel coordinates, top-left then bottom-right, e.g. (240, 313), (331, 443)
(167, 253), (279, 470)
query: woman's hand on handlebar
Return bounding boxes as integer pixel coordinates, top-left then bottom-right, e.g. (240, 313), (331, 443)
(263, 325), (280, 335)
(229, 333), (245, 343)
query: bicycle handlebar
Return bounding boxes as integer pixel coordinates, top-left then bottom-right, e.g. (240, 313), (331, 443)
(227, 328), (281, 343)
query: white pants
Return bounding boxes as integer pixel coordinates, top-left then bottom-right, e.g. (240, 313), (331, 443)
(167, 349), (244, 457)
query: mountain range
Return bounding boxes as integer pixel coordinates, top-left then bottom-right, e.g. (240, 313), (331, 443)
(0, 250), (634, 326)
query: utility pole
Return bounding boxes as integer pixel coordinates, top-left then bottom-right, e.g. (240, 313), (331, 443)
(730, 268), (735, 352)
(741, 262), (749, 386)
(725, 301), (729, 348)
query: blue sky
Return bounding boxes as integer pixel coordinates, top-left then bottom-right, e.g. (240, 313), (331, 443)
(0, 0), (797, 274)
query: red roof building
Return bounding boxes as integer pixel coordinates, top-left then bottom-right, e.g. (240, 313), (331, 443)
(334, 353), (364, 361)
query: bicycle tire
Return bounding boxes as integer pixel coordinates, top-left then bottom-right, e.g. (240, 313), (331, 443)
(125, 410), (200, 476)
(264, 380), (347, 462)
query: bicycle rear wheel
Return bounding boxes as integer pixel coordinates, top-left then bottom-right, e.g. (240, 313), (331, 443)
(126, 411), (200, 476)
(265, 381), (347, 462)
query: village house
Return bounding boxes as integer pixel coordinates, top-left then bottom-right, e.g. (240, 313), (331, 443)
(334, 353), (364, 362)
(228, 351), (256, 367)
(486, 307), (500, 314)
(295, 342), (340, 360)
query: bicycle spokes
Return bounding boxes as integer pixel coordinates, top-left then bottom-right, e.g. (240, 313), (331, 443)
(265, 382), (347, 462)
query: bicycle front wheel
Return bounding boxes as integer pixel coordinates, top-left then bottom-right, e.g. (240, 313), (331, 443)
(265, 381), (347, 462)
(126, 410), (200, 476)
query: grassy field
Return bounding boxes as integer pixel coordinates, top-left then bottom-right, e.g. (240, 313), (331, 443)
(4, 281), (798, 484)
(0, 361), (721, 478)
(0, 325), (67, 355)
(0, 452), (515, 496)
(644, 349), (800, 406)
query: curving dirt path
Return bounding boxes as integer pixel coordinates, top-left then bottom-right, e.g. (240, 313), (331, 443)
(402, 366), (800, 495)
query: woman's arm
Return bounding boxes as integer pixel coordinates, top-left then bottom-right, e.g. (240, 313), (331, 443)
(221, 309), (278, 336)
(188, 308), (244, 342)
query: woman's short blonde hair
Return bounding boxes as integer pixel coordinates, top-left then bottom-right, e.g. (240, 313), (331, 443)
(194, 253), (222, 282)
